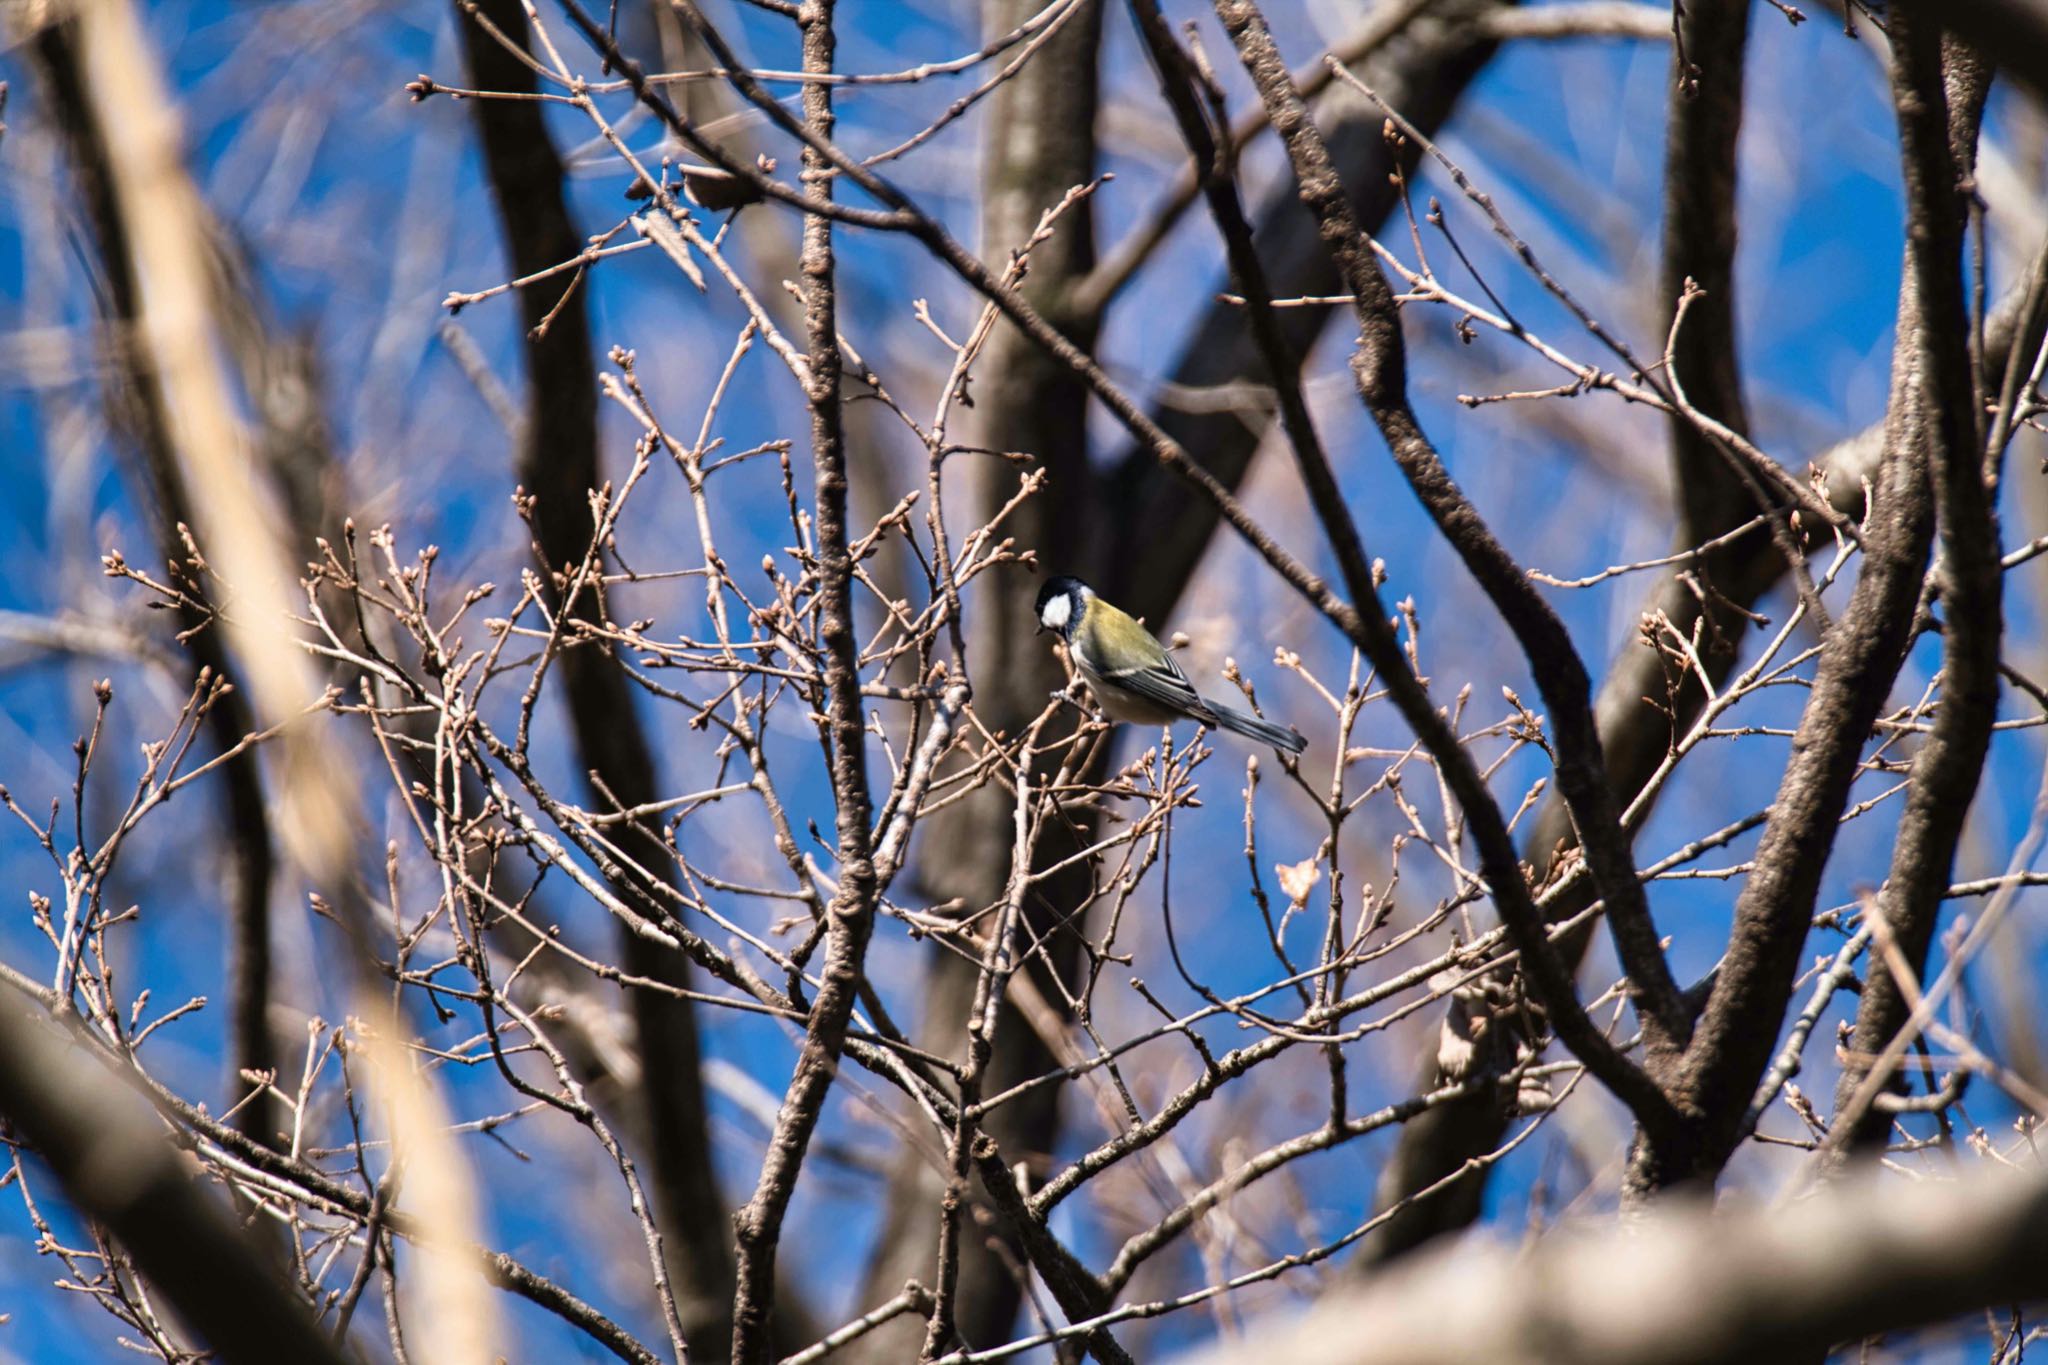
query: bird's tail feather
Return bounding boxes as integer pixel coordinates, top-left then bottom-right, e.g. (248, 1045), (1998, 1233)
(1205, 699), (1306, 754)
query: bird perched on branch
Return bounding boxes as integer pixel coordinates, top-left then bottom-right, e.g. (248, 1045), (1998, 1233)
(1034, 575), (1306, 755)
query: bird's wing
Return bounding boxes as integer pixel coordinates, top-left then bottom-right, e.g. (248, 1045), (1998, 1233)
(1096, 651), (1214, 720)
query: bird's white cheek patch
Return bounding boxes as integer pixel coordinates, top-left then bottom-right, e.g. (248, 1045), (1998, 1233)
(1041, 595), (1071, 631)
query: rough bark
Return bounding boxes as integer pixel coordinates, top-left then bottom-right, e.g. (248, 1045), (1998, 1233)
(727, 5), (885, 1360)
(1364, 235), (2043, 1264)
(1825, 33), (1998, 1158)
(1206, 0), (1684, 1140)
(1646, 4), (1972, 1192)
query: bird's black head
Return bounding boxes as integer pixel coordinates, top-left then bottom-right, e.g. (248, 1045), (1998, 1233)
(1034, 575), (1091, 638)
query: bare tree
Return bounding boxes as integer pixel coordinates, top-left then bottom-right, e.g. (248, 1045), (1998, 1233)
(1, 0), (2046, 1363)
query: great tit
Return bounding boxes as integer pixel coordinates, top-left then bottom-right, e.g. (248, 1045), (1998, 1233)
(1034, 575), (1307, 755)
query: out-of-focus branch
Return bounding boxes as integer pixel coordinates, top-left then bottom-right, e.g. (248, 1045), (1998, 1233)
(0, 983), (350, 1365)
(456, 0), (740, 1353)
(62, 0), (494, 1353)
(1172, 1163), (2048, 1365)
(1658, 0), (1755, 565)
(29, 970), (668, 1365)
(1080, 1), (1670, 319)
(1079, 0), (1439, 315)
(28, 16), (283, 1155)
(1473, 0), (1668, 40)
(1824, 31), (1999, 1160)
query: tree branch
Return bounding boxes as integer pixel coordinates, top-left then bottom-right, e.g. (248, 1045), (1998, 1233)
(727, 5), (882, 1358)
(1359, 0), (1759, 1256)
(844, 0), (1109, 1354)
(1209, 0), (1686, 1129)
(1362, 246), (2048, 1263)
(0, 983), (349, 1365)
(1656, 2), (1972, 1192)
(458, 0), (739, 1351)
(1824, 28), (1999, 1161)
(1175, 1163), (2048, 1365)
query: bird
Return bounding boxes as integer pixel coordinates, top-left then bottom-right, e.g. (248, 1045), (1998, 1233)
(1034, 575), (1306, 755)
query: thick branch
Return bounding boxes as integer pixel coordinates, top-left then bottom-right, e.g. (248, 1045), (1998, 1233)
(1658, 3), (1970, 1191)
(1825, 29), (1999, 1160)
(1211, 0), (1686, 1124)
(1659, 0), (1754, 545)
(1221, 5), (1686, 1057)
(1361, 0), (1756, 1259)
(969, 1139), (1133, 1365)
(0, 983), (348, 1365)
(1364, 249), (2048, 1263)
(1175, 1163), (2048, 1365)
(1935, 0), (2048, 101)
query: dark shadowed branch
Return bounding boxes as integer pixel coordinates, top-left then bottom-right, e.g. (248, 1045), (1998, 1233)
(0, 982), (351, 1365)
(27, 17), (284, 1156)
(1365, 0), (1759, 1258)
(457, 0), (741, 1352)
(1205, 0), (1685, 1140)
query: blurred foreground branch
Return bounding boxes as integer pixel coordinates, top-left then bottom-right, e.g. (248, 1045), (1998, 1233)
(0, 981), (349, 1365)
(1177, 1163), (2048, 1365)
